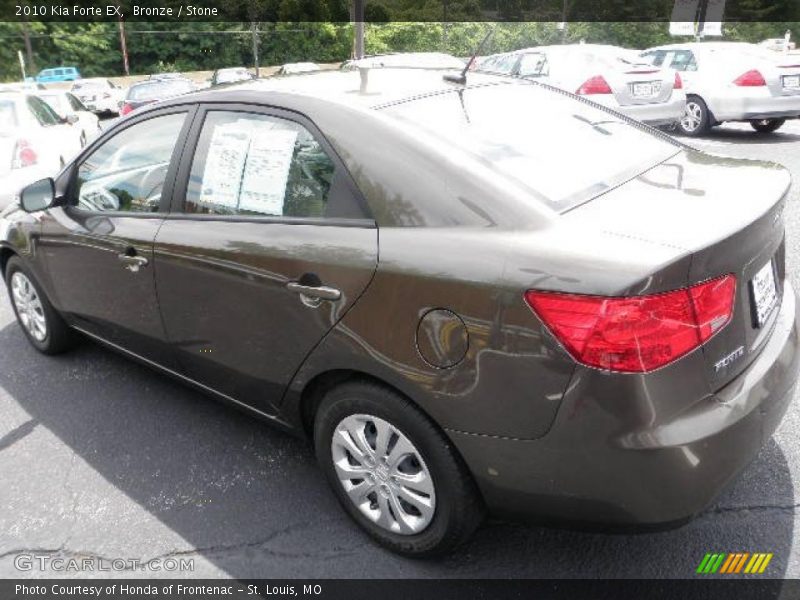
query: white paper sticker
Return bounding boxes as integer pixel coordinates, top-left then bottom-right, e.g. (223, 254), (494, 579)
(199, 124), (251, 209)
(239, 129), (297, 215)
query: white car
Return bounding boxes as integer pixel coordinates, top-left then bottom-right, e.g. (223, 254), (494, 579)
(0, 92), (83, 209)
(478, 44), (686, 128)
(341, 52), (466, 71)
(70, 78), (125, 115)
(276, 62), (321, 75)
(641, 42), (800, 135)
(35, 90), (101, 147)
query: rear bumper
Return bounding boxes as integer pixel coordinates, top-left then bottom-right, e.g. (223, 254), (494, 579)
(613, 93), (686, 126)
(707, 89), (800, 122)
(0, 166), (51, 211)
(449, 282), (799, 526)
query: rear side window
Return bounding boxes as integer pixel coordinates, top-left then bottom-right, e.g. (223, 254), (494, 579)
(27, 96), (60, 126)
(184, 111), (335, 218)
(383, 83), (680, 212)
(518, 52), (548, 77)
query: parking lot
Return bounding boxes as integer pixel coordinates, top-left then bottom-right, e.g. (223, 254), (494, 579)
(0, 119), (799, 580)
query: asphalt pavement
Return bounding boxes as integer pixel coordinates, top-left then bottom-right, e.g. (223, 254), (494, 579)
(2, 121), (800, 579)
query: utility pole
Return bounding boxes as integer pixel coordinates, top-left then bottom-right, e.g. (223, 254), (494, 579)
(353, 0), (365, 59)
(21, 21), (35, 74)
(118, 15), (130, 76)
(251, 21), (260, 78)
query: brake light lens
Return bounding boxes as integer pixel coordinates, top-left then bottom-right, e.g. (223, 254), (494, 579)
(524, 275), (736, 373)
(576, 75), (612, 95)
(11, 138), (37, 169)
(733, 69), (766, 86)
(120, 102), (133, 116)
(674, 72), (683, 89)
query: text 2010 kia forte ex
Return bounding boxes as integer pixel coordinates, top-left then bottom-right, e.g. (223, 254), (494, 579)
(2, 68), (798, 556)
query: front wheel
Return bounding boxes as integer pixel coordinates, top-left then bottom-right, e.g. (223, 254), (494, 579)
(678, 96), (711, 136)
(5, 256), (75, 354)
(750, 118), (785, 133)
(314, 380), (484, 556)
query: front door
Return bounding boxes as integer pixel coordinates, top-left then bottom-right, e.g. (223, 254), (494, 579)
(154, 107), (377, 414)
(39, 109), (192, 366)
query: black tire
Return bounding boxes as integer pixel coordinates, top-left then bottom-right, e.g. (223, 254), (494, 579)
(314, 380), (485, 557)
(5, 256), (75, 355)
(677, 95), (711, 136)
(750, 118), (785, 133)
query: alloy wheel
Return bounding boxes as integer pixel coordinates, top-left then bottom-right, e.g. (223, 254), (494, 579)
(11, 272), (47, 342)
(331, 414), (436, 535)
(680, 101), (703, 133)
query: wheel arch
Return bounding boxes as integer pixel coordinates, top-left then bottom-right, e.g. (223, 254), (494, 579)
(0, 246), (17, 278)
(686, 92), (718, 125)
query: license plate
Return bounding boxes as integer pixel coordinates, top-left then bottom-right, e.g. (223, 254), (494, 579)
(632, 82), (660, 97)
(783, 75), (800, 89)
(751, 260), (778, 327)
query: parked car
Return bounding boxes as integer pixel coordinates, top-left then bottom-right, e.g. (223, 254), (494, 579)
(35, 90), (101, 147)
(276, 62), (321, 75)
(477, 44), (686, 127)
(35, 67), (81, 83)
(148, 72), (184, 81)
(70, 78), (125, 115)
(119, 78), (195, 116)
(2, 68), (797, 557)
(0, 91), (83, 208)
(641, 42), (800, 135)
(341, 52), (465, 71)
(211, 67), (255, 86)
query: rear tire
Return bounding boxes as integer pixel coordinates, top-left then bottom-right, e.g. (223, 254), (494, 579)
(5, 256), (75, 355)
(750, 118), (785, 133)
(314, 380), (484, 557)
(678, 96), (711, 136)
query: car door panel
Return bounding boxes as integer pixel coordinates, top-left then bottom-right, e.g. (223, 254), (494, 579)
(37, 108), (194, 367)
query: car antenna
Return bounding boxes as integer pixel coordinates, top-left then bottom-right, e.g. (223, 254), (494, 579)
(444, 27), (495, 85)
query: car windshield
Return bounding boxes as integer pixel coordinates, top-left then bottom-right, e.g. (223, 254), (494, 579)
(382, 82), (680, 212)
(0, 99), (18, 129)
(128, 80), (193, 101)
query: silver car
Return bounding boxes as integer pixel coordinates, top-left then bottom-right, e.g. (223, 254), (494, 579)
(477, 44), (686, 127)
(642, 42), (800, 135)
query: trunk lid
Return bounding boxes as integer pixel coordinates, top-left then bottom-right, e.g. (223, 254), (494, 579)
(564, 149), (790, 389)
(609, 66), (676, 106)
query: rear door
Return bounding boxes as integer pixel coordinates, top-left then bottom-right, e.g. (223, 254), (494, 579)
(154, 105), (377, 414)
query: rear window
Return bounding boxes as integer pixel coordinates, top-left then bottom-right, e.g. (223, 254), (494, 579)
(128, 80), (193, 101)
(382, 82), (680, 212)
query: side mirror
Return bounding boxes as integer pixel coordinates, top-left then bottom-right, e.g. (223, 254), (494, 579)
(65, 114), (79, 125)
(19, 178), (55, 213)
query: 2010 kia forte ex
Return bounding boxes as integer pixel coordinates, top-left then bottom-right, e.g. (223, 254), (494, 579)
(2, 66), (798, 557)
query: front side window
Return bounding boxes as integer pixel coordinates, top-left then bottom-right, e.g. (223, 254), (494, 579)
(184, 111), (335, 218)
(75, 112), (186, 213)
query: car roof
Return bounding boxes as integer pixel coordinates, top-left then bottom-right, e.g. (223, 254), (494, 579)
(185, 68), (505, 111)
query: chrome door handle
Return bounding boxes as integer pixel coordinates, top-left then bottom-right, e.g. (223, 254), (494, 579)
(286, 282), (341, 301)
(117, 253), (148, 273)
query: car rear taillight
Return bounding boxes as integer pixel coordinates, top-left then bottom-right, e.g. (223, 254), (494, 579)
(524, 275), (736, 373)
(733, 69), (766, 86)
(11, 139), (37, 169)
(576, 75), (612, 95)
(674, 72), (683, 89)
(120, 102), (133, 116)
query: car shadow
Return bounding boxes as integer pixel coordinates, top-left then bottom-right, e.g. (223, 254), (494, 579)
(688, 125), (800, 145)
(0, 321), (794, 579)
